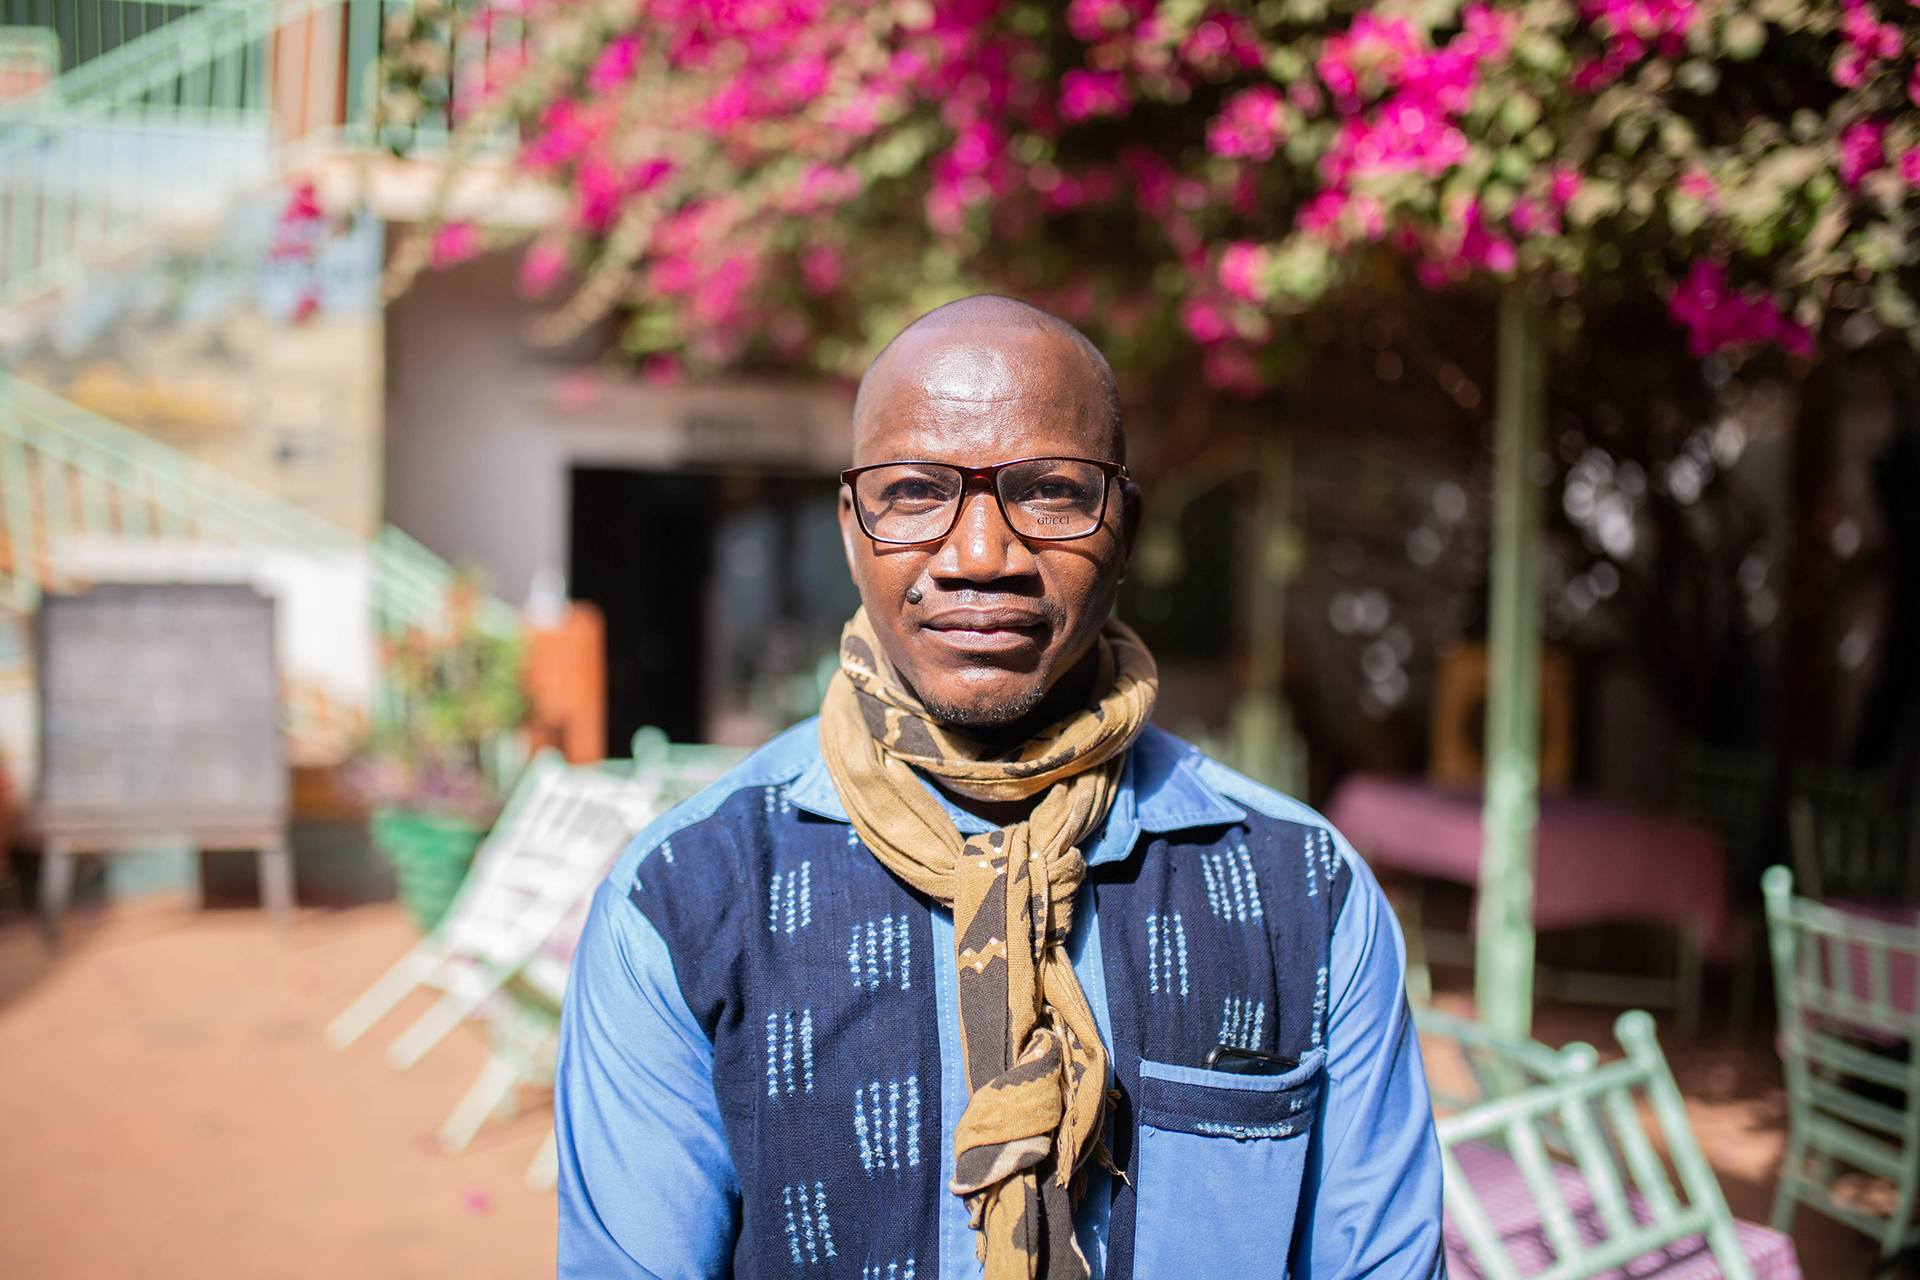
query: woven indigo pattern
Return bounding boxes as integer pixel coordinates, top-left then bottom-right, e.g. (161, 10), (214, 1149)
(627, 764), (1350, 1278)
(631, 786), (942, 1277)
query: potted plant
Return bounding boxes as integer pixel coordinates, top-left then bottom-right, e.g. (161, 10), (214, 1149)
(350, 573), (525, 932)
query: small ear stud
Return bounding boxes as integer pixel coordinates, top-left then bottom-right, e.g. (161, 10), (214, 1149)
(905, 587), (924, 604)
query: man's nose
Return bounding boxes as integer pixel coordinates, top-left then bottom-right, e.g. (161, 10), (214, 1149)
(933, 483), (1035, 582)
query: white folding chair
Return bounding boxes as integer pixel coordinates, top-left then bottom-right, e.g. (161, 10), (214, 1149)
(436, 867), (594, 1169)
(325, 750), (668, 1068)
(380, 731), (747, 1181)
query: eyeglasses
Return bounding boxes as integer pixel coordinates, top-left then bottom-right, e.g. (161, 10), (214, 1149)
(841, 456), (1128, 546)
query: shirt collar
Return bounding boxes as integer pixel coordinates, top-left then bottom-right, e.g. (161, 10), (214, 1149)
(786, 723), (1245, 865)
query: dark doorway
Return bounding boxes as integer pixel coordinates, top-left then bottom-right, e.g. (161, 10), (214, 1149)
(569, 469), (717, 749)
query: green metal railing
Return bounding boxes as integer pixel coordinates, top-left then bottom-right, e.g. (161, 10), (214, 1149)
(0, 370), (514, 738)
(0, 0), (519, 308)
(0, 1), (237, 76)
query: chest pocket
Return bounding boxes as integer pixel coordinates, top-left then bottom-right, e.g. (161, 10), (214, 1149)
(1130, 1049), (1326, 1280)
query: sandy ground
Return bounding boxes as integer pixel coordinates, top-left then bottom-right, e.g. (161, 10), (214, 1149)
(0, 897), (1898, 1279)
(0, 901), (557, 1280)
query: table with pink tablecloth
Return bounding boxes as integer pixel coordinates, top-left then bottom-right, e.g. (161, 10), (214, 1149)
(1325, 774), (1735, 960)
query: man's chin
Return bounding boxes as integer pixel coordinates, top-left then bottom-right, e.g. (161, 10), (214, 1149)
(915, 681), (1049, 731)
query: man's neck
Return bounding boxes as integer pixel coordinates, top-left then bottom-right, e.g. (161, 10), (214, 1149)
(929, 645), (1102, 827)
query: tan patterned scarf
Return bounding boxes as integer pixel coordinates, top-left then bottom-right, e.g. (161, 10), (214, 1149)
(818, 607), (1158, 1280)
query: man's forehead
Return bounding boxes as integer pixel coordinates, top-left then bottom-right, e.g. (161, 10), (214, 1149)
(910, 339), (1033, 405)
(854, 328), (1105, 450)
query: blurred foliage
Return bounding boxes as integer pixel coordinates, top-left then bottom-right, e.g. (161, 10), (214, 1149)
(350, 572), (526, 821)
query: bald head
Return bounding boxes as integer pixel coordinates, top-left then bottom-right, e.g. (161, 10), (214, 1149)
(852, 295), (1123, 463)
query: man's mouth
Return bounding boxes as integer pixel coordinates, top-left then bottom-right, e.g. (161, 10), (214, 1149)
(920, 608), (1047, 653)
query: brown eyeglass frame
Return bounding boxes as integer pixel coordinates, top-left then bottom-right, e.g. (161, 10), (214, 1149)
(839, 456), (1130, 545)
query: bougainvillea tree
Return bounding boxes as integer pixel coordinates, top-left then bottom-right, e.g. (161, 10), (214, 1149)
(379, 0), (1919, 1034)
(381, 0), (1920, 384)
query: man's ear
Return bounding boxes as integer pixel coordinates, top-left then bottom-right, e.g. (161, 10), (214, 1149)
(838, 485), (863, 580)
(1117, 480), (1144, 581)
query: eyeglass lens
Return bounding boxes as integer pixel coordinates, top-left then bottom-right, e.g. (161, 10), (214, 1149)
(852, 459), (1110, 543)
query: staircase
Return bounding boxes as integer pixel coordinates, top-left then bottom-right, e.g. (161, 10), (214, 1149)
(0, 1), (525, 764)
(0, 0), (519, 307)
(0, 369), (517, 758)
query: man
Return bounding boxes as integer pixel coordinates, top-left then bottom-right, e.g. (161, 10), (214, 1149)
(557, 296), (1444, 1279)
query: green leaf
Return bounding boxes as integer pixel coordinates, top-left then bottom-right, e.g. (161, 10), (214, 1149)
(1269, 236), (1334, 302)
(1659, 117), (1698, 157)
(1499, 93), (1542, 136)
(1669, 193), (1709, 236)
(1875, 278), (1919, 331)
(1675, 59), (1719, 94)
(1513, 30), (1567, 73)
(1568, 179), (1622, 227)
(1722, 13), (1767, 60)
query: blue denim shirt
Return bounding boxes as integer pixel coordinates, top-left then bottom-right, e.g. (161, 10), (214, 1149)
(556, 722), (1444, 1279)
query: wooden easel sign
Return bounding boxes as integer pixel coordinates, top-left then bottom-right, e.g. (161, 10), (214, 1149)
(32, 583), (291, 934)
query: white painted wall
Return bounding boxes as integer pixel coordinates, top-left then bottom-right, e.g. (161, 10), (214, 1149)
(383, 251), (853, 605)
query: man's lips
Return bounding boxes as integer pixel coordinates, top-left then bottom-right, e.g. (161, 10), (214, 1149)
(919, 609), (1047, 652)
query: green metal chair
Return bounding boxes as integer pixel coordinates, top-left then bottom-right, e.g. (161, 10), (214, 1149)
(1417, 1004), (1582, 1115)
(1788, 763), (1912, 904)
(1763, 863), (1920, 1263)
(1422, 1007), (1768, 1280)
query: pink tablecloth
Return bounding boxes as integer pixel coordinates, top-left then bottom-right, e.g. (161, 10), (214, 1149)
(1326, 774), (1734, 959)
(1446, 1141), (1801, 1279)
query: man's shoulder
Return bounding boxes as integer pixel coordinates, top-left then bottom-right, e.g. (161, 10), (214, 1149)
(1137, 725), (1372, 909)
(1136, 724), (1341, 840)
(604, 719), (825, 893)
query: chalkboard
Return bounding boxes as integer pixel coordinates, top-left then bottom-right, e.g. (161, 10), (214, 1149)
(36, 584), (287, 825)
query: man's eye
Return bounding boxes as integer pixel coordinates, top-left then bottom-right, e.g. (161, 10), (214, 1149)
(879, 479), (953, 505)
(1014, 477), (1094, 505)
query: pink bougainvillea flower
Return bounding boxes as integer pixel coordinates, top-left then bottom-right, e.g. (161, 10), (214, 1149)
(281, 180), (323, 225)
(1065, 0), (1147, 43)
(799, 243), (842, 295)
(1549, 163), (1582, 207)
(1840, 120), (1886, 187)
(1206, 86), (1288, 160)
(1316, 13), (1426, 110)
(289, 288), (322, 324)
(1202, 344), (1264, 398)
(1901, 147), (1920, 186)
(429, 222), (482, 269)
(586, 34), (640, 94)
(1297, 189), (1349, 239)
(1058, 68), (1131, 121)
(1456, 203), (1516, 273)
(1218, 241), (1269, 303)
(1179, 14), (1263, 77)
(1668, 260), (1810, 357)
(1583, 0), (1699, 62)
(1122, 148), (1176, 217)
(523, 98), (600, 171)
(519, 242), (567, 295)
(641, 353), (685, 386)
(1181, 297), (1233, 345)
(1509, 197), (1560, 238)
(1676, 166), (1718, 203)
